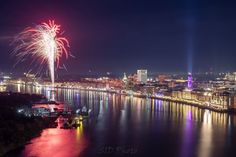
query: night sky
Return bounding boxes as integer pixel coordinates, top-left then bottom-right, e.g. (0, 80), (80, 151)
(0, 0), (236, 75)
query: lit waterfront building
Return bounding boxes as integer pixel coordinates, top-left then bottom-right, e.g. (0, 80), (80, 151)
(187, 72), (193, 89)
(225, 72), (236, 81)
(137, 69), (147, 84)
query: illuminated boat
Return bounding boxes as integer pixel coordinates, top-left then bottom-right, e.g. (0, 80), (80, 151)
(76, 106), (92, 116)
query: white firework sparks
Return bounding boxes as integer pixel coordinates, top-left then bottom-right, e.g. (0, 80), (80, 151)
(12, 20), (69, 84)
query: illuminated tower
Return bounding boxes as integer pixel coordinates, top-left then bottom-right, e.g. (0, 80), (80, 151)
(187, 73), (193, 89)
(123, 72), (127, 83)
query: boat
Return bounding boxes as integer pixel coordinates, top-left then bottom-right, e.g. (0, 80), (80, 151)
(76, 106), (92, 116)
(60, 117), (81, 129)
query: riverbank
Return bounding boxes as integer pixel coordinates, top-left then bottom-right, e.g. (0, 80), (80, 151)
(6, 82), (236, 114)
(40, 84), (234, 113)
(0, 92), (57, 156)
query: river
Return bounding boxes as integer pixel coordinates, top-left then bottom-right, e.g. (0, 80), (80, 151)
(4, 84), (236, 157)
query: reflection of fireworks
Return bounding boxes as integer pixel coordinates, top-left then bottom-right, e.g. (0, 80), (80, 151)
(13, 20), (69, 84)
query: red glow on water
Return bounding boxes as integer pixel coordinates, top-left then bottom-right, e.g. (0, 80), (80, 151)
(22, 128), (89, 157)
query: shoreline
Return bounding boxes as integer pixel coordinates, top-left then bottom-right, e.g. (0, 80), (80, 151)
(0, 92), (57, 156)
(39, 84), (234, 113)
(9, 82), (235, 113)
(1, 117), (58, 156)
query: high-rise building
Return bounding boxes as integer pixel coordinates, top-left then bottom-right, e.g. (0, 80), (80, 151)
(137, 69), (147, 84)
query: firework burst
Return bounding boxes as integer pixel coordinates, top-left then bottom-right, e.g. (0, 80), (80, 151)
(12, 20), (69, 84)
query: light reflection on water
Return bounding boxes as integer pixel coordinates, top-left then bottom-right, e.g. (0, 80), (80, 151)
(21, 128), (89, 157)
(5, 84), (236, 157)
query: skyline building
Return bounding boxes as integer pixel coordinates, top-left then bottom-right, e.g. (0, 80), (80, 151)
(123, 72), (127, 83)
(137, 69), (147, 84)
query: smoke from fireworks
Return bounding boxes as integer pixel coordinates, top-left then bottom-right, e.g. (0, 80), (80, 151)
(12, 20), (69, 84)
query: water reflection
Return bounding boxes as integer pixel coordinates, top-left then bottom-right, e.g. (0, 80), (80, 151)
(22, 128), (88, 157)
(198, 110), (213, 157)
(4, 84), (236, 157)
(180, 110), (193, 157)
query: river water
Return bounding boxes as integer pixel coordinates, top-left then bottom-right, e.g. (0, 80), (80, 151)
(4, 84), (236, 157)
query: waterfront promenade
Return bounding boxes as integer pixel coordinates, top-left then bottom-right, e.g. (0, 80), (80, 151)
(8, 81), (231, 113)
